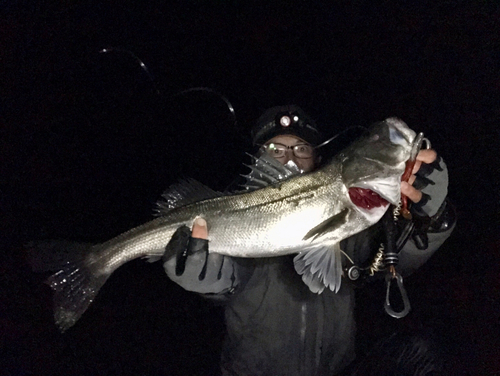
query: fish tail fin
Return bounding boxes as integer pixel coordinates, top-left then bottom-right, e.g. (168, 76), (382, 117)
(48, 259), (108, 332)
(26, 240), (109, 332)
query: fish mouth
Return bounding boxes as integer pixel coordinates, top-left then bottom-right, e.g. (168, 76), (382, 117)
(348, 187), (390, 210)
(347, 175), (401, 210)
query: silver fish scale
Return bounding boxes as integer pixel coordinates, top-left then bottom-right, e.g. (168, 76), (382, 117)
(189, 167), (350, 257)
(97, 162), (359, 265)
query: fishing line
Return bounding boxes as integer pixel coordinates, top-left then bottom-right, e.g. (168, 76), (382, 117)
(314, 125), (368, 151)
(98, 48), (238, 129)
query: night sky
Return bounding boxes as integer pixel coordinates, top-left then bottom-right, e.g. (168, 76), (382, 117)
(1, 1), (499, 375)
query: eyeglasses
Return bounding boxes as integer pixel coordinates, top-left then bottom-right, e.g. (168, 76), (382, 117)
(262, 142), (314, 159)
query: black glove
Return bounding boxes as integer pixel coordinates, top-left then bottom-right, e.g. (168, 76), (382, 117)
(411, 155), (448, 217)
(405, 155), (455, 250)
(163, 225), (240, 295)
(162, 225), (210, 278)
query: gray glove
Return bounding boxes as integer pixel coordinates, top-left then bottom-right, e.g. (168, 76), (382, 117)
(163, 226), (238, 295)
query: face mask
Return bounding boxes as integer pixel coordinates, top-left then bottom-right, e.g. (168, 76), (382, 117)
(284, 160), (304, 175)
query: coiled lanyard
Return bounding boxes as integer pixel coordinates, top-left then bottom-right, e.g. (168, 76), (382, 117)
(384, 132), (431, 318)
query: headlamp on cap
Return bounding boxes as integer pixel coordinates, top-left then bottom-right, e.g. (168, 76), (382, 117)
(252, 105), (322, 147)
(280, 115), (291, 127)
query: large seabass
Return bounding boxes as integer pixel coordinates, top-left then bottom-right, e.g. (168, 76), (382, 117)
(30, 117), (416, 331)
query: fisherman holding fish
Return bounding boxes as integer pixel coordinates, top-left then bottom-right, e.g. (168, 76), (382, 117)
(32, 105), (455, 375)
(163, 105), (455, 375)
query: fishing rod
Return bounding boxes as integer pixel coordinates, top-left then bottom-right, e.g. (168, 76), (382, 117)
(98, 47), (238, 128)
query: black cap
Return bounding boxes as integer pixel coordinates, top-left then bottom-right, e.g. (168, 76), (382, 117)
(251, 105), (322, 146)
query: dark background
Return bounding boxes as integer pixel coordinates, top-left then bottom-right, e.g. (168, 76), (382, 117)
(1, 1), (499, 375)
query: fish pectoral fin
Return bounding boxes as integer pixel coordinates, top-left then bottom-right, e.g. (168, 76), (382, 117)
(302, 208), (349, 241)
(293, 243), (343, 294)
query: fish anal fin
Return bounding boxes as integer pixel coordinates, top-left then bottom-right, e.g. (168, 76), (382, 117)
(293, 243), (343, 294)
(303, 208), (349, 241)
(300, 270), (325, 294)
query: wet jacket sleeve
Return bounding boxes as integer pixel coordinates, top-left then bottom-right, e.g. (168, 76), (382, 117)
(397, 155), (456, 275)
(162, 226), (251, 299)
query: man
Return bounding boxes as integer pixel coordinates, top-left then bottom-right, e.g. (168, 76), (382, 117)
(164, 105), (455, 375)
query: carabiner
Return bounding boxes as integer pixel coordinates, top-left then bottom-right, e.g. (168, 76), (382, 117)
(384, 272), (411, 318)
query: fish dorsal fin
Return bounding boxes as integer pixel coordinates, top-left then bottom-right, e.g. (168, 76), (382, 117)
(302, 208), (349, 241)
(240, 153), (301, 191)
(155, 178), (222, 216)
(293, 243), (343, 293)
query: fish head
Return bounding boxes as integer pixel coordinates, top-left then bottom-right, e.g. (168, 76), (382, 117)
(339, 118), (416, 217)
